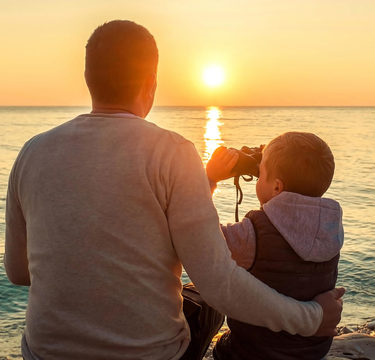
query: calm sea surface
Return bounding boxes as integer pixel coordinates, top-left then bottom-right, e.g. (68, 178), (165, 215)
(1, 106), (374, 357)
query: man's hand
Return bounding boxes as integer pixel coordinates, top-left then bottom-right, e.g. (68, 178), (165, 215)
(313, 287), (345, 336)
(206, 146), (239, 183)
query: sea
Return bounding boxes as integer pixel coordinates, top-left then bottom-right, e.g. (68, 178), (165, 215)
(0, 106), (374, 358)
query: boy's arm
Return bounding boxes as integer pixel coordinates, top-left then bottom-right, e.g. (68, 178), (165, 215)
(207, 146), (256, 269)
(221, 219), (256, 270)
(206, 146), (239, 194)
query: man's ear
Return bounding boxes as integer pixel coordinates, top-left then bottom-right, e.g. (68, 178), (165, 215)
(144, 72), (157, 99)
(273, 178), (284, 196)
(138, 72), (157, 118)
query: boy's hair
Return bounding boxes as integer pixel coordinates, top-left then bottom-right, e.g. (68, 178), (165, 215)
(263, 132), (335, 197)
(85, 20), (158, 104)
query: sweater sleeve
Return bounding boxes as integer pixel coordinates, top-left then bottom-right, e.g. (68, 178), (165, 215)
(166, 141), (323, 336)
(4, 149), (30, 285)
(221, 218), (256, 270)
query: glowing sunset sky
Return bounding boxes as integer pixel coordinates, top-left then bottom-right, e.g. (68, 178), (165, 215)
(1, 0), (374, 106)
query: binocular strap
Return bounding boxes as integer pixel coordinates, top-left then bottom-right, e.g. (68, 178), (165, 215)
(234, 175), (254, 222)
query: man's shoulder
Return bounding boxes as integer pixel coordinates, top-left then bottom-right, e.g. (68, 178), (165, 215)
(19, 116), (80, 150)
(143, 118), (192, 146)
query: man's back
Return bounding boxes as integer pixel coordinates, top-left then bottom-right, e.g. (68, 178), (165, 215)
(11, 113), (197, 359)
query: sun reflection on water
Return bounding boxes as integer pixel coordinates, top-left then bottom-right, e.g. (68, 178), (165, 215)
(203, 106), (223, 165)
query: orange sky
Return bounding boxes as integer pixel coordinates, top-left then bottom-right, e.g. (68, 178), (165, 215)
(0, 0), (374, 106)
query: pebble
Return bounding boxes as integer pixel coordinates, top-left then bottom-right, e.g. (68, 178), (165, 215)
(338, 326), (354, 334)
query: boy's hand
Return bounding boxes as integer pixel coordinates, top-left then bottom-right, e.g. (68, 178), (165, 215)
(206, 146), (239, 183)
(313, 287), (345, 336)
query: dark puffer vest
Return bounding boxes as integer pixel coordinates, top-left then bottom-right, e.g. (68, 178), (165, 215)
(226, 210), (340, 360)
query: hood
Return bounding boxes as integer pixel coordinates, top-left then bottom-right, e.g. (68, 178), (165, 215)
(262, 192), (344, 262)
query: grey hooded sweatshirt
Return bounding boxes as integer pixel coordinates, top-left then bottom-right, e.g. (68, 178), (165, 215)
(221, 191), (344, 270)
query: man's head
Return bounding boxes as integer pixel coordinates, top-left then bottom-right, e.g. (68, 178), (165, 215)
(85, 20), (158, 116)
(256, 132), (335, 205)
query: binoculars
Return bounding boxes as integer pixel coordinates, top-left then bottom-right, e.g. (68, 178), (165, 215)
(231, 145), (264, 178)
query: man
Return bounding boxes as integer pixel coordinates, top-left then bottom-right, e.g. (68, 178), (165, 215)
(5, 20), (344, 360)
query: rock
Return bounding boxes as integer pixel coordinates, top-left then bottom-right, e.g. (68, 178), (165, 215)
(338, 326), (354, 335)
(367, 320), (375, 330)
(324, 333), (375, 360)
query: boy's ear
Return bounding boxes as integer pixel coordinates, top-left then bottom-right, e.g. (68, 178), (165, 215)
(273, 178), (284, 196)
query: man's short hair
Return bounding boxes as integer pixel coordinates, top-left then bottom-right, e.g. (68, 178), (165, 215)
(85, 20), (158, 104)
(264, 132), (335, 197)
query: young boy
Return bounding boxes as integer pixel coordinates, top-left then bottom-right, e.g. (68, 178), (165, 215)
(206, 131), (344, 360)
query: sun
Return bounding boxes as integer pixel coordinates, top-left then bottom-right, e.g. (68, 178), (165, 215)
(202, 65), (225, 87)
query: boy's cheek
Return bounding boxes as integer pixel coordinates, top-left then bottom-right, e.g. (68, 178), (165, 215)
(255, 179), (262, 203)
(256, 178), (268, 205)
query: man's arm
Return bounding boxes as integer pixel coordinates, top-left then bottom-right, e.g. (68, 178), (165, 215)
(166, 141), (343, 336)
(4, 162), (30, 286)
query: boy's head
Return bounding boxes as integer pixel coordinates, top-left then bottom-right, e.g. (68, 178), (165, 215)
(256, 132), (335, 205)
